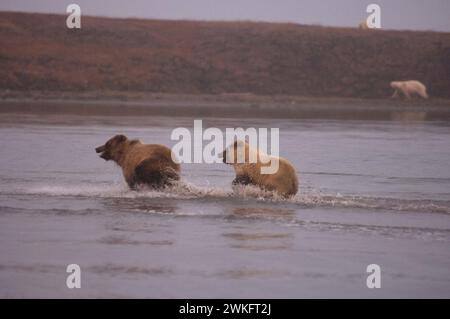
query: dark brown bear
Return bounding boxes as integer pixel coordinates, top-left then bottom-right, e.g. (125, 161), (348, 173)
(95, 135), (180, 189)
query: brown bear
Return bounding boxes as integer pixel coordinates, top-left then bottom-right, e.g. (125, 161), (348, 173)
(220, 140), (298, 198)
(95, 135), (180, 189)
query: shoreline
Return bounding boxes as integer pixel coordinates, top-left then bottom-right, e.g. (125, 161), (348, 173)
(1, 92), (450, 121)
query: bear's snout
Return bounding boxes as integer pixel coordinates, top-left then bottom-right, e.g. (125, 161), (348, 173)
(95, 145), (111, 160)
(219, 150), (229, 164)
(95, 145), (105, 154)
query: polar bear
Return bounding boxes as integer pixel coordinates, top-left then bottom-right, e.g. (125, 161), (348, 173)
(358, 21), (369, 29)
(390, 80), (429, 99)
(220, 140), (298, 198)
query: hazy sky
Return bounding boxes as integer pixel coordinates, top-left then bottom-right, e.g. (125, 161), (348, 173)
(1, 0), (449, 32)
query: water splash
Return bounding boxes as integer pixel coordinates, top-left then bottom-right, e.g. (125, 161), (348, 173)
(4, 181), (450, 214)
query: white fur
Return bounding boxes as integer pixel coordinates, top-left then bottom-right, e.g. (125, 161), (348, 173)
(358, 21), (369, 29)
(225, 141), (276, 173)
(390, 80), (428, 99)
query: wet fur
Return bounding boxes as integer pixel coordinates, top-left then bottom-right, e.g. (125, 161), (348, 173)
(222, 141), (298, 198)
(96, 135), (180, 189)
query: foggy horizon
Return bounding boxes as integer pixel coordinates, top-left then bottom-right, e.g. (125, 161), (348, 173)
(0, 0), (449, 32)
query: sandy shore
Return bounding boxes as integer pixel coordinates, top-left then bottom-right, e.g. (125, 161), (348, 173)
(1, 91), (450, 120)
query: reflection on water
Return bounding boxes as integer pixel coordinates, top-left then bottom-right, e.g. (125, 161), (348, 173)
(98, 235), (173, 246)
(228, 206), (295, 221)
(215, 268), (291, 279)
(390, 111), (427, 122)
(224, 206), (296, 250)
(223, 208), (294, 251)
(88, 264), (174, 277)
(101, 197), (179, 215)
(222, 232), (292, 240)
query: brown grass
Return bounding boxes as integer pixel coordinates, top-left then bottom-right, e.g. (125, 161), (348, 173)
(1, 12), (449, 98)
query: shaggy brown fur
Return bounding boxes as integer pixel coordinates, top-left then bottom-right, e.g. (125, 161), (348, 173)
(95, 135), (180, 189)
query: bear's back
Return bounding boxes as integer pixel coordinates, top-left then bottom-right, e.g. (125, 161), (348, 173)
(121, 143), (180, 186)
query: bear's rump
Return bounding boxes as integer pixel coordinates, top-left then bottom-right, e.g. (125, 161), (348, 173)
(133, 157), (180, 188)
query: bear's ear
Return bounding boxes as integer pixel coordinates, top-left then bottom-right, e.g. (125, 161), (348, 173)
(129, 139), (139, 146)
(115, 134), (127, 143)
(233, 140), (247, 149)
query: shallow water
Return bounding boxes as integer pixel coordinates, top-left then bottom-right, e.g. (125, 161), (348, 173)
(1, 114), (450, 298)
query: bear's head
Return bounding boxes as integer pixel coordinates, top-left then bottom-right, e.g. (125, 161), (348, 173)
(95, 134), (128, 162)
(220, 140), (279, 175)
(220, 140), (257, 165)
(390, 81), (403, 89)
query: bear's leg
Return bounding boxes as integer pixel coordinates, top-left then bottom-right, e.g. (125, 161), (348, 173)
(134, 158), (179, 189)
(402, 89), (411, 99)
(392, 89), (399, 98)
(232, 174), (252, 186)
(420, 89), (429, 99)
(127, 180), (138, 190)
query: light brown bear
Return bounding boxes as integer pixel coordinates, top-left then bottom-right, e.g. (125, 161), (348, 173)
(390, 80), (429, 99)
(95, 135), (180, 189)
(220, 140), (298, 198)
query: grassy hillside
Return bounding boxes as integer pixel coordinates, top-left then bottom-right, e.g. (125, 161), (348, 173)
(1, 12), (449, 98)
